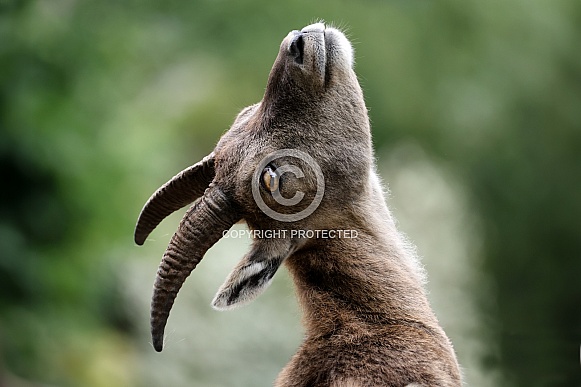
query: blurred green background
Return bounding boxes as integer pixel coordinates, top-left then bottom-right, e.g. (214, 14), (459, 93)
(1, 0), (580, 386)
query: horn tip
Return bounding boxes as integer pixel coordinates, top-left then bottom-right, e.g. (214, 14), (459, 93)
(134, 229), (147, 246)
(152, 335), (164, 352)
(151, 313), (166, 352)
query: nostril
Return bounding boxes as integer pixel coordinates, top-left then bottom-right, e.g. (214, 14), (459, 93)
(289, 34), (304, 65)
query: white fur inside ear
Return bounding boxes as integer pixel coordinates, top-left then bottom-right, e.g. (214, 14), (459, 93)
(211, 260), (276, 311)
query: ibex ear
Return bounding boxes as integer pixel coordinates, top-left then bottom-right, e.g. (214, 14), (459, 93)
(212, 238), (294, 310)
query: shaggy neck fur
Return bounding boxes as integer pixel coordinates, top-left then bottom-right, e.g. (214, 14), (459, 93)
(275, 173), (462, 387)
(285, 175), (437, 339)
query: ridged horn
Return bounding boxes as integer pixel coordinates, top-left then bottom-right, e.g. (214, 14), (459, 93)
(150, 186), (240, 352)
(134, 152), (215, 245)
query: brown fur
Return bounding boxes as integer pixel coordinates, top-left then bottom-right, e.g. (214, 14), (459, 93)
(135, 23), (461, 386)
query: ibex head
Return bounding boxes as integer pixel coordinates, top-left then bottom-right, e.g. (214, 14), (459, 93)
(135, 23), (372, 352)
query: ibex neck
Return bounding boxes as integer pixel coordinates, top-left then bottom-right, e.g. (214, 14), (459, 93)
(285, 229), (438, 339)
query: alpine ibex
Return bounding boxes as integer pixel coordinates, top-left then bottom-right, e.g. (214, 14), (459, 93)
(135, 22), (462, 386)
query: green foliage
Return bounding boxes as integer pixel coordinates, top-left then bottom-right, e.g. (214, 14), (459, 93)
(1, 0), (579, 386)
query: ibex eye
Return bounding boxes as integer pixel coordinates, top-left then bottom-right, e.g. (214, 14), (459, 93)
(261, 165), (279, 193)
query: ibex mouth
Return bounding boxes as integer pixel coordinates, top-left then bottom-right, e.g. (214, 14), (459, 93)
(296, 23), (327, 85)
(292, 23), (353, 85)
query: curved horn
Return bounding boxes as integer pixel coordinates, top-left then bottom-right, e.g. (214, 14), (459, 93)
(150, 185), (240, 352)
(134, 152), (215, 245)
